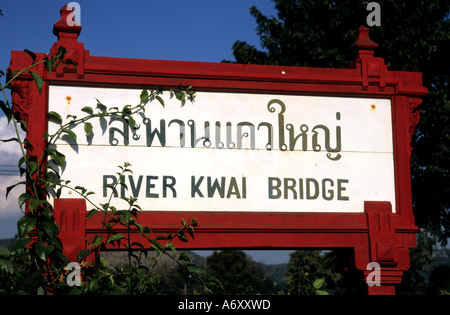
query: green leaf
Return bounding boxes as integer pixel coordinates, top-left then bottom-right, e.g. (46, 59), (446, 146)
(28, 161), (38, 176)
(164, 243), (176, 255)
(29, 199), (47, 212)
(0, 247), (11, 259)
(48, 149), (66, 168)
(121, 105), (132, 116)
(55, 46), (68, 60)
(178, 252), (192, 263)
(30, 71), (43, 94)
(75, 185), (87, 194)
(18, 193), (33, 208)
(194, 267), (205, 275)
(132, 221), (143, 234)
(0, 100), (12, 122)
(86, 209), (98, 219)
(63, 59), (78, 70)
(313, 277), (325, 290)
(81, 106), (94, 115)
(174, 90), (184, 101)
(42, 220), (59, 238)
(149, 244), (162, 253)
(23, 49), (36, 62)
(6, 181), (26, 200)
(125, 115), (136, 129)
(84, 122), (93, 137)
(48, 111), (63, 125)
(12, 237), (33, 251)
(45, 245), (55, 256)
(18, 156), (25, 169)
(118, 210), (132, 224)
(149, 239), (163, 252)
(155, 95), (165, 107)
(77, 249), (91, 261)
(69, 288), (82, 295)
(35, 242), (48, 261)
(315, 290), (329, 295)
(19, 119), (27, 131)
(186, 264), (198, 273)
(96, 99), (107, 112)
(66, 114), (77, 121)
(53, 238), (64, 252)
(41, 207), (52, 220)
(142, 226), (152, 235)
(177, 232), (189, 242)
(207, 276), (224, 290)
(140, 89), (149, 103)
(0, 258), (14, 274)
(44, 57), (56, 76)
(17, 215), (37, 238)
(131, 242), (146, 252)
(107, 233), (125, 244)
(62, 128), (77, 143)
(90, 235), (104, 248)
(89, 278), (99, 291)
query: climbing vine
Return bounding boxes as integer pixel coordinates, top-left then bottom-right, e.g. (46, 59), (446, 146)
(0, 47), (221, 295)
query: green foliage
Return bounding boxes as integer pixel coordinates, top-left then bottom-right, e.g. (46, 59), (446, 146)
(205, 250), (278, 295)
(0, 47), (221, 295)
(284, 250), (331, 295)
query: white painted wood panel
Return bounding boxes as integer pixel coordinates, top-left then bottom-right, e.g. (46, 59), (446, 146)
(48, 86), (396, 213)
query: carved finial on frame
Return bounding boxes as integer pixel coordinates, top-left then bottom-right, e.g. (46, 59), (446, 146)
(53, 4), (82, 40)
(50, 4), (86, 79)
(351, 25), (379, 55)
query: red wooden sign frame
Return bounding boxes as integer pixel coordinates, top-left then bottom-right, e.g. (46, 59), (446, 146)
(9, 6), (427, 295)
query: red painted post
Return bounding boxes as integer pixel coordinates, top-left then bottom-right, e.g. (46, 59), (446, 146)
(354, 201), (417, 295)
(366, 285), (396, 295)
(54, 198), (86, 262)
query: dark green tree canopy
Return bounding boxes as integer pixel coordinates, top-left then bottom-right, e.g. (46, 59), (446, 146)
(206, 250), (277, 294)
(231, 0), (450, 245)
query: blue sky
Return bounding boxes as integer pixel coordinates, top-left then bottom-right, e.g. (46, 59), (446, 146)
(0, 0), (297, 264)
(1, 0), (276, 68)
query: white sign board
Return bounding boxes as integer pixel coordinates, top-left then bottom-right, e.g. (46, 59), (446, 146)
(48, 85), (395, 213)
